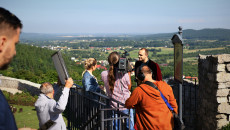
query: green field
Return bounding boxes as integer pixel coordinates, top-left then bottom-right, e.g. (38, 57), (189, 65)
(13, 105), (39, 129)
(128, 50), (139, 58)
(183, 47), (226, 53)
(156, 47), (173, 55)
(13, 105), (67, 129)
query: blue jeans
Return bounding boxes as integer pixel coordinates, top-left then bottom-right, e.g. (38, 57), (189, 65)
(113, 109), (135, 130)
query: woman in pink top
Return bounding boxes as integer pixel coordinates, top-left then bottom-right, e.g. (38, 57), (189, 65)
(101, 51), (134, 130)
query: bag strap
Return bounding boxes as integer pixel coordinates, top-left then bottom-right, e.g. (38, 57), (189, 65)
(144, 81), (185, 128)
(144, 81), (159, 90)
(144, 81), (174, 111)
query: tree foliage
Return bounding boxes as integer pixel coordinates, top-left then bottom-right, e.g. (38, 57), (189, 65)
(0, 44), (86, 84)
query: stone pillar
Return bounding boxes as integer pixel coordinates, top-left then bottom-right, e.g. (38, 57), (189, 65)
(198, 54), (230, 129)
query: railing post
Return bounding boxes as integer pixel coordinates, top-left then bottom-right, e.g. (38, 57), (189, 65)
(67, 85), (131, 130)
(195, 78), (197, 114)
(67, 89), (71, 130)
(101, 110), (104, 130)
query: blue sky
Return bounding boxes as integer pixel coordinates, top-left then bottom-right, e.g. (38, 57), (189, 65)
(1, 0), (230, 34)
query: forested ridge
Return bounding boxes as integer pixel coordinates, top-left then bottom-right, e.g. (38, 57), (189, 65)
(0, 44), (86, 84)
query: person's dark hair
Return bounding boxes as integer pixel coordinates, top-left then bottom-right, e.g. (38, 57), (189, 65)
(140, 48), (148, 56)
(108, 51), (120, 93)
(0, 7), (23, 37)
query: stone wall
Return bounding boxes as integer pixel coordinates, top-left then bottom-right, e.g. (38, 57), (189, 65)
(197, 54), (230, 129)
(0, 76), (41, 96)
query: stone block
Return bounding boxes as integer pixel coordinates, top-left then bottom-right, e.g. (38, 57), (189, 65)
(0, 79), (20, 89)
(216, 72), (230, 83)
(216, 89), (230, 96)
(227, 64), (230, 72)
(218, 82), (230, 89)
(217, 97), (228, 103)
(217, 54), (230, 64)
(218, 103), (230, 114)
(217, 64), (226, 72)
(199, 54), (208, 60)
(217, 119), (230, 129)
(216, 114), (227, 119)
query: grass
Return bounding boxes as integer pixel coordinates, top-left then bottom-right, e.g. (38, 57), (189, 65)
(166, 57), (197, 63)
(13, 105), (39, 129)
(12, 104), (67, 129)
(128, 50), (139, 58)
(222, 123), (230, 130)
(183, 47), (226, 53)
(156, 47), (173, 55)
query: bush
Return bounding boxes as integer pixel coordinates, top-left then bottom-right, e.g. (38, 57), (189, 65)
(2, 90), (38, 106)
(222, 123), (230, 130)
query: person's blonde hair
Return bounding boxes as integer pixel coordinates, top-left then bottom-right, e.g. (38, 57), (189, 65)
(82, 58), (97, 76)
(40, 82), (53, 95)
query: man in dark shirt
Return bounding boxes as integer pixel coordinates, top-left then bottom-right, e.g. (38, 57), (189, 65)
(134, 48), (162, 85)
(0, 7), (23, 130)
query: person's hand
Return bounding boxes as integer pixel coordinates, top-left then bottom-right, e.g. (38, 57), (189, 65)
(65, 78), (73, 88)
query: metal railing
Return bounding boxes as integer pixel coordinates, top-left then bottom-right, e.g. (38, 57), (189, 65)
(168, 78), (199, 129)
(182, 78), (199, 129)
(67, 85), (131, 130)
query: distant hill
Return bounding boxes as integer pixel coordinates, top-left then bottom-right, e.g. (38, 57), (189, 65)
(142, 28), (230, 40)
(183, 28), (230, 40)
(20, 33), (67, 41)
(20, 28), (230, 41)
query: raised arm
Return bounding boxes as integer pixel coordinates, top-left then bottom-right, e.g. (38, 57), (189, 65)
(50, 78), (73, 114)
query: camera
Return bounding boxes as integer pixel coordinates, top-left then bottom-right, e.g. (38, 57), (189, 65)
(117, 50), (132, 73)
